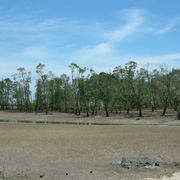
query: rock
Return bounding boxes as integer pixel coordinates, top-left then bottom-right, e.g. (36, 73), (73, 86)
(40, 175), (44, 178)
(154, 162), (160, 166)
(0, 171), (5, 178)
(172, 162), (179, 167)
(120, 157), (132, 168)
(118, 157), (162, 168)
(133, 162), (139, 167)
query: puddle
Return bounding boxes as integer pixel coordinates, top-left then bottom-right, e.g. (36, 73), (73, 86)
(0, 119), (121, 125)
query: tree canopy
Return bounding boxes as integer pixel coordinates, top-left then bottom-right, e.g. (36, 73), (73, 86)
(1, 61), (180, 119)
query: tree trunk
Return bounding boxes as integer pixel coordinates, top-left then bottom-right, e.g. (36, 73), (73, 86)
(177, 112), (180, 120)
(174, 98), (177, 111)
(105, 108), (109, 117)
(138, 107), (143, 117)
(176, 106), (180, 120)
(162, 106), (167, 116)
(1, 106), (4, 110)
(127, 107), (130, 114)
(162, 98), (168, 116)
(78, 109), (81, 115)
(75, 109), (78, 115)
(46, 108), (48, 115)
(137, 101), (143, 117)
(86, 109), (89, 117)
(152, 105), (155, 112)
(92, 109), (95, 115)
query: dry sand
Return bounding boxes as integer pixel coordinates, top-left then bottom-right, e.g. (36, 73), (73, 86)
(0, 111), (180, 179)
(142, 172), (180, 180)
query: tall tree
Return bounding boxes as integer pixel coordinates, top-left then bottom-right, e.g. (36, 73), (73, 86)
(12, 68), (31, 112)
(69, 63), (81, 115)
(0, 78), (13, 110)
(169, 69), (180, 119)
(87, 70), (101, 115)
(35, 64), (52, 114)
(98, 72), (114, 117)
(124, 61), (147, 117)
(61, 74), (71, 112)
(157, 66), (172, 116)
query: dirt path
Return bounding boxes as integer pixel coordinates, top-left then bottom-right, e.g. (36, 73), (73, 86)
(0, 124), (180, 179)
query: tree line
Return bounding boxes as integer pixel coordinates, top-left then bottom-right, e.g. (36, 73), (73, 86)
(0, 61), (180, 119)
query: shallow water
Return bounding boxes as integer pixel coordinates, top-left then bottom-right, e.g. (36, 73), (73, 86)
(0, 119), (119, 125)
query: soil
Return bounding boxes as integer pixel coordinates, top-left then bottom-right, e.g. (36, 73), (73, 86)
(0, 110), (180, 180)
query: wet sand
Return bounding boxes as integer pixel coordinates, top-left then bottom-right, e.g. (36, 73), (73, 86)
(0, 119), (180, 179)
(0, 110), (180, 126)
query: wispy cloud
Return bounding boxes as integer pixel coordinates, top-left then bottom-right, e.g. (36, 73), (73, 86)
(0, 17), (56, 32)
(147, 16), (180, 34)
(133, 53), (180, 65)
(0, 8), (180, 78)
(104, 9), (145, 42)
(73, 43), (113, 62)
(70, 8), (146, 66)
(16, 46), (51, 60)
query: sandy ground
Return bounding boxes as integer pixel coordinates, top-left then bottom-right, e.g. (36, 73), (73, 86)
(0, 111), (180, 179)
(142, 172), (180, 180)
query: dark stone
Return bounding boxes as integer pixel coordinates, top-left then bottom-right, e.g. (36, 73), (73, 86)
(154, 162), (160, 166)
(134, 162), (139, 167)
(121, 157), (132, 168)
(172, 162), (179, 167)
(40, 175), (44, 178)
(0, 171), (5, 178)
(118, 157), (162, 168)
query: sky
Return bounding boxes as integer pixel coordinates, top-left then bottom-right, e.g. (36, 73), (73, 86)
(0, 0), (180, 79)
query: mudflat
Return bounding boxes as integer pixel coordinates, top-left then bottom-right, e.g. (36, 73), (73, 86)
(0, 111), (180, 180)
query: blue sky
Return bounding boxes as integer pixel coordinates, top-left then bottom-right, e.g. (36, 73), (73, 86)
(0, 0), (180, 78)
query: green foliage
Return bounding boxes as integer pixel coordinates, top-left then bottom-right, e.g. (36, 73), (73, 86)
(0, 61), (180, 117)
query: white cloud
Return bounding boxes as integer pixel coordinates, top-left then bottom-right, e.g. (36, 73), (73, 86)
(0, 56), (69, 79)
(104, 9), (145, 42)
(133, 53), (180, 66)
(147, 16), (180, 34)
(74, 43), (112, 58)
(69, 52), (180, 73)
(0, 17), (59, 32)
(67, 42), (116, 69)
(0, 51), (180, 81)
(69, 9), (146, 65)
(0, 8), (180, 79)
(16, 46), (49, 60)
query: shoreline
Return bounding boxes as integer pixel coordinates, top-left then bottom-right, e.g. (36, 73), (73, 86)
(0, 111), (180, 126)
